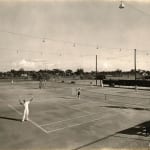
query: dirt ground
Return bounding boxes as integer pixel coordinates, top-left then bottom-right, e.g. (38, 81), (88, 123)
(0, 80), (150, 150)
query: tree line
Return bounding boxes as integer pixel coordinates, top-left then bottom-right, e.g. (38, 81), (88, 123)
(0, 68), (150, 81)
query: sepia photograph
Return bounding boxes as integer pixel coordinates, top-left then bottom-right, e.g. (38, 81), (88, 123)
(0, 0), (150, 150)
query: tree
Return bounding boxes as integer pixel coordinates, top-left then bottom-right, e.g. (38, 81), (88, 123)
(52, 69), (65, 76)
(75, 68), (84, 75)
(42, 72), (50, 80)
(17, 68), (25, 77)
(65, 69), (73, 76)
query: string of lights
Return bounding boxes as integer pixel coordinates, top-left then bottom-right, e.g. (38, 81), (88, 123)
(0, 46), (150, 57)
(0, 29), (97, 49)
(0, 1), (150, 55)
(0, 27), (150, 54)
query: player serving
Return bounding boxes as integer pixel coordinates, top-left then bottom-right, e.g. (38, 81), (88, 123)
(19, 96), (33, 122)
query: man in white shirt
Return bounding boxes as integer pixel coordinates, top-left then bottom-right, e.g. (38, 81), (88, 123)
(19, 96), (33, 122)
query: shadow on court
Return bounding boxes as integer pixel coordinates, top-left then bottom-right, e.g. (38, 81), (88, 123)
(0, 116), (21, 122)
(118, 120), (150, 137)
(100, 105), (150, 111)
(59, 96), (75, 99)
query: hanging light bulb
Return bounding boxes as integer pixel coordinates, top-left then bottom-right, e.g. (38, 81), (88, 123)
(119, 1), (125, 9)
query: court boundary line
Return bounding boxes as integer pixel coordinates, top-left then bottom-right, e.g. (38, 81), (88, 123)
(40, 113), (96, 126)
(40, 109), (109, 127)
(72, 133), (116, 150)
(8, 104), (48, 134)
(46, 115), (110, 134)
(8, 104), (22, 115)
(72, 128), (150, 150)
(59, 103), (92, 114)
(71, 101), (101, 107)
(9, 100), (103, 123)
(82, 90), (150, 109)
(18, 100), (92, 115)
(32, 100), (93, 115)
(84, 89), (150, 106)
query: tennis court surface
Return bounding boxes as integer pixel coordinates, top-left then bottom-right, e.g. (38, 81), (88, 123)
(0, 81), (150, 150)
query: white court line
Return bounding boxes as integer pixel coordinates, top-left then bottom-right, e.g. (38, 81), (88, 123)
(40, 112), (97, 126)
(72, 101), (100, 107)
(59, 103), (92, 114)
(47, 116), (105, 134)
(8, 104), (48, 134)
(29, 119), (48, 134)
(8, 104), (22, 115)
(36, 103), (93, 115)
(32, 100), (93, 115)
(12, 100), (92, 116)
(40, 109), (111, 127)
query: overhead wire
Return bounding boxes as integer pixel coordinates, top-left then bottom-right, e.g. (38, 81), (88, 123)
(124, 1), (150, 17)
(0, 1), (150, 57)
(0, 27), (150, 54)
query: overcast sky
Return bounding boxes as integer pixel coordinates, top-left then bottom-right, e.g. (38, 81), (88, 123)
(0, 0), (150, 71)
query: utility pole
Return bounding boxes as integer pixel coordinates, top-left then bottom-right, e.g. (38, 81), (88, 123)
(96, 55), (97, 86)
(134, 49), (137, 90)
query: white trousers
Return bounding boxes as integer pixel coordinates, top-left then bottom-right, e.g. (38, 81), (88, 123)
(22, 108), (29, 121)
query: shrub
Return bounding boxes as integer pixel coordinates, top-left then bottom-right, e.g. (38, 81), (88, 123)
(70, 81), (75, 84)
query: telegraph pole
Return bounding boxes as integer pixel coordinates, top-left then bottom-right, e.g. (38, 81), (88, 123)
(134, 49), (137, 90)
(96, 55), (97, 86)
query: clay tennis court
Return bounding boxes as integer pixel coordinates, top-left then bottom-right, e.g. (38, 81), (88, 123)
(0, 80), (150, 150)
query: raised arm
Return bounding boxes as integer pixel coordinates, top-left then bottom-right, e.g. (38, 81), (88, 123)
(19, 99), (24, 105)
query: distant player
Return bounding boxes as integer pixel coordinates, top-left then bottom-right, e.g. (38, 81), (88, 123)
(11, 79), (14, 85)
(77, 88), (81, 99)
(44, 80), (46, 88)
(39, 80), (42, 89)
(100, 80), (104, 88)
(19, 96), (33, 122)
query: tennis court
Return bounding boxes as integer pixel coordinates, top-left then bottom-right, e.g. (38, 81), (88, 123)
(0, 81), (150, 150)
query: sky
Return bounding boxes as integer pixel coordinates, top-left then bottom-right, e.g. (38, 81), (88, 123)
(0, 0), (150, 71)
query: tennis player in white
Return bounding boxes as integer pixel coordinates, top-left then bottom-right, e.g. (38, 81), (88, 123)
(19, 96), (33, 122)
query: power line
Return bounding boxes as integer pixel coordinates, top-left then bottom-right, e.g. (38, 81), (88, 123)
(0, 29), (98, 49)
(0, 45), (150, 56)
(1, 29), (148, 52)
(125, 1), (150, 17)
(0, 1), (150, 52)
